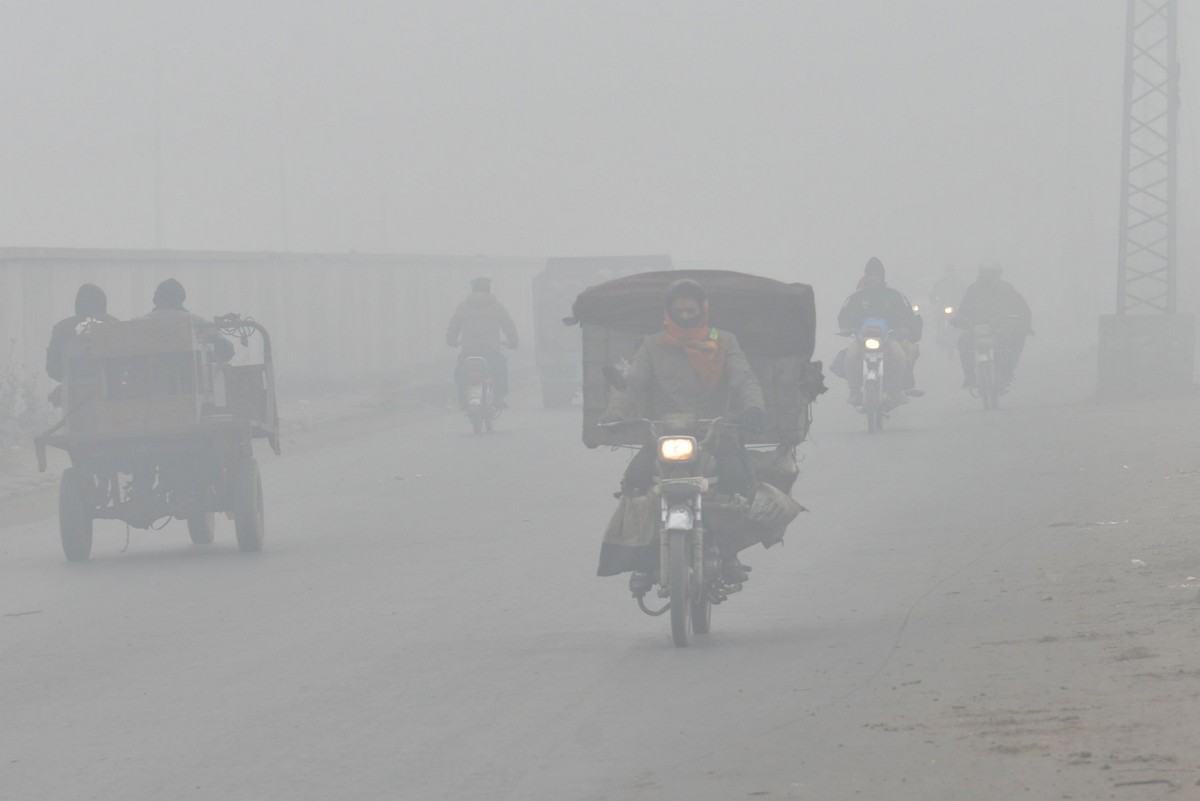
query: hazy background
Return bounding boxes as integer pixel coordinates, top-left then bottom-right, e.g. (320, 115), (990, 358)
(3, 0), (1199, 334)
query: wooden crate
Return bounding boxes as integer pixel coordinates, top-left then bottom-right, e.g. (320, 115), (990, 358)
(89, 317), (196, 358)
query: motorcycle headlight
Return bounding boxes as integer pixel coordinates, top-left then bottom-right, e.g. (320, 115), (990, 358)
(864, 337), (882, 351)
(944, 306), (954, 315)
(658, 436), (697, 462)
(911, 304), (920, 313)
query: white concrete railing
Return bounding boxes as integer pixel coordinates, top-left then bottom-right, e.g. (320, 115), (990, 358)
(0, 248), (541, 393)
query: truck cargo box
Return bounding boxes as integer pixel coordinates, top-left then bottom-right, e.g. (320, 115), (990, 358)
(571, 270), (824, 447)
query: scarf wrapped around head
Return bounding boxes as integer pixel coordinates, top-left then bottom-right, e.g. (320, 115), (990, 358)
(659, 304), (727, 390)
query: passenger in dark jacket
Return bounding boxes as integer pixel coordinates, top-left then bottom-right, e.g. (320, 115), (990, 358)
(46, 283), (118, 383)
(141, 278), (234, 363)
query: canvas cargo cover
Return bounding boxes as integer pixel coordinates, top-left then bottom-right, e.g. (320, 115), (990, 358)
(574, 270), (824, 447)
(571, 269), (815, 359)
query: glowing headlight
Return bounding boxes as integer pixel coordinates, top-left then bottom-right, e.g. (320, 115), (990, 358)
(912, 305), (920, 313)
(944, 306), (955, 315)
(658, 436), (697, 462)
(864, 337), (882, 351)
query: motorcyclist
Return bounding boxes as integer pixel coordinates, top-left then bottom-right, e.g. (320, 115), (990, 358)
(141, 278), (235, 363)
(598, 278), (766, 589)
(953, 261), (1032, 388)
(929, 265), (965, 313)
(446, 277), (519, 410)
(837, 257), (921, 405)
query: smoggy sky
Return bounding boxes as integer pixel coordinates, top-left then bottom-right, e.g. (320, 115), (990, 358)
(3, 1), (1199, 309)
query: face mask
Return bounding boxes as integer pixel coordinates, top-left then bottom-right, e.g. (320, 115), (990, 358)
(668, 306), (705, 328)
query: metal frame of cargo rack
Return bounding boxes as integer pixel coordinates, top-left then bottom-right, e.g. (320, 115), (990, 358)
(1117, 0), (1179, 314)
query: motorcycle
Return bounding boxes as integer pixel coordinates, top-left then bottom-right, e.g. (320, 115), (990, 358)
(599, 416), (800, 647)
(933, 301), (957, 358)
(461, 355), (498, 433)
(839, 318), (895, 433)
(953, 315), (1020, 411)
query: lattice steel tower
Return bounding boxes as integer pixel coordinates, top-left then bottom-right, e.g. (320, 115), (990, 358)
(1117, 0), (1180, 314)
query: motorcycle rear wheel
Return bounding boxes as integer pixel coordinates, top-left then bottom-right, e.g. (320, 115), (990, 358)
(668, 530), (692, 647)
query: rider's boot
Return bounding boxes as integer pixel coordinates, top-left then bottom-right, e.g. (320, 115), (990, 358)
(719, 557), (751, 584)
(629, 571), (654, 597)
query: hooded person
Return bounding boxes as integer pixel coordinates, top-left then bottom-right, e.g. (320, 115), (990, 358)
(46, 283), (119, 383)
(446, 277), (519, 408)
(597, 278), (766, 590)
(141, 278), (234, 363)
(837, 257), (922, 404)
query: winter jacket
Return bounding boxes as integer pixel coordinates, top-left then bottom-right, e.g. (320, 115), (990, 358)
(446, 291), (519, 353)
(46, 313), (118, 381)
(837, 285), (919, 337)
(955, 280), (1032, 334)
(604, 329), (765, 421)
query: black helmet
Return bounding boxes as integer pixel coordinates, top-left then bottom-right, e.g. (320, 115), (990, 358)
(864, 257), (885, 277)
(470, 277), (492, 292)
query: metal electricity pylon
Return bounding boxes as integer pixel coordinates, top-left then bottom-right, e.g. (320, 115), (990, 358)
(1117, 0), (1180, 314)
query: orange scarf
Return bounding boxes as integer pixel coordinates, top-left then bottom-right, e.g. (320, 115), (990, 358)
(659, 309), (726, 390)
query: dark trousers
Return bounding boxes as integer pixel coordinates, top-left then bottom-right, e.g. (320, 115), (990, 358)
(455, 350), (508, 407)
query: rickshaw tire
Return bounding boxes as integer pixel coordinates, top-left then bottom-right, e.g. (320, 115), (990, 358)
(59, 468), (94, 562)
(187, 513), (216, 545)
(232, 458), (265, 553)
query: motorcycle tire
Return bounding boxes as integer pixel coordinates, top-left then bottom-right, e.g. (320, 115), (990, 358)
(471, 414), (483, 434)
(187, 512), (216, 545)
(668, 530), (692, 647)
(865, 381), (880, 434)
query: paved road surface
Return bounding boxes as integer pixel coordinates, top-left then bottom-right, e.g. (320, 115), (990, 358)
(3, 350), (1199, 800)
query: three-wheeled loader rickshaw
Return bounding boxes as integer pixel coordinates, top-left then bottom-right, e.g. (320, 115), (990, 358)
(35, 314), (280, 561)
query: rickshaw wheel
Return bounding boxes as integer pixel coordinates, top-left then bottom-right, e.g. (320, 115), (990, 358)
(59, 468), (94, 562)
(232, 458), (265, 553)
(187, 513), (216, 545)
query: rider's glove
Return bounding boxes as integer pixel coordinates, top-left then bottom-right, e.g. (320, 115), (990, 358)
(598, 410), (624, 425)
(735, 407), (766, 432)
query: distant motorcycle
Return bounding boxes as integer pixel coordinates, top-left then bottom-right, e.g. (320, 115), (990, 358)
(953, 316), (1020, 411)
(934, 302), (957, 358)
(461, 355), (498, 433)
(840, 318), (896, 433)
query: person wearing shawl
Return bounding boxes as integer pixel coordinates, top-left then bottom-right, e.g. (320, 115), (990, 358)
(598, 279), (766, 587)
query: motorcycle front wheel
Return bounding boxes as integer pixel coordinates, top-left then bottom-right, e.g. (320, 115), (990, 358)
(865, 380), (881, 434)
(668, 530), (693, 647)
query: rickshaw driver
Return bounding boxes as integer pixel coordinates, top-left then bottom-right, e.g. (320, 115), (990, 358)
(142, 278), (234, 363)
(598, 278), (766, 590)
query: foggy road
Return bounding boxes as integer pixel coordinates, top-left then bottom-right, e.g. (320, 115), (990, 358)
(3, 351), (1199, 800)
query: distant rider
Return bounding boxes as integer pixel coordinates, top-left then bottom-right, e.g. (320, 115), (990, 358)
(598, 278), (766, 589)
(837, 257), (922, 406)
(953, 261), (1032, 389)
(446, 277), (519, 410)
(141, 278), (234, 363)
